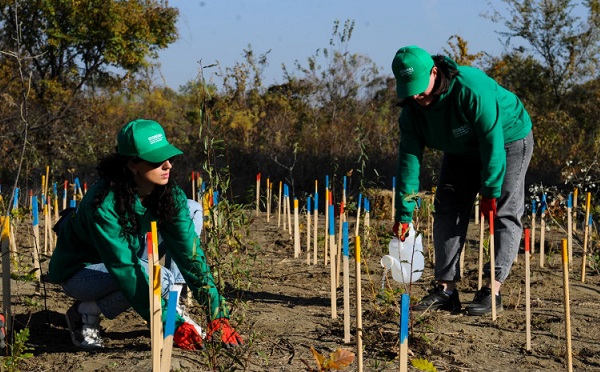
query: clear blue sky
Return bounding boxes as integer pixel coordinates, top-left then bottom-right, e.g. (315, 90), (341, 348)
(157, 0), (510, 89)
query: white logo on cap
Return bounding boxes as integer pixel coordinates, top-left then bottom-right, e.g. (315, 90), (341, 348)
(399, 67), (414, 76)
(148, 134), (164, 145)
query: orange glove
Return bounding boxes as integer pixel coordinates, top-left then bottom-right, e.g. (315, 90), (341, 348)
(206, 318), (243, 348)
(480, 197), (497, 219)
(174, 322), (204, 350)
(393, 222), (410, 242)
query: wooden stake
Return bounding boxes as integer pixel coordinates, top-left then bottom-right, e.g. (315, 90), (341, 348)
(306, 196), (311, 265)
(267, 178), (273, 223)
(581, 192), (591, 283)
(32, 197), (41, 289)
(324, 183), (329, 266)
(293, 198), (300, 258)
(329, 204), (336, 319)
(525, 228), (531, 351)
(531, 200), (537, 255)
(428, 194), (433, 263)
(567, 193), (573, 268)
(148, 222), (163, 372)
(355, 193), (362, 237)
(44, 165), (50, 198)
(286, 188), (292, 238)
(391, 177), (396, 222)
(152, 265), (162, 371)
(282, 185), (288, 232)
(147, 231), (157, 370)
(313, 191), (319, 265)
(1, 217), (12, 335)
(399, 293), (409, 372)
(160, 290), (178, 372)
(44, 202), (53, 254)
(363, 198), (370, 231)
(336, 201), (345, 287)
(475, 193), (480, 225)
(489, 210), (496, 321)
(342, 222), (350, 344)
(561, 239), (573, 372)
(277, 181), (282, 228)
(53, 183), (59, 222)
(539, 194), (547, 268)
(478, 213), (485, 289)
(62, 180), (68, 210)
(572, 188), (578, 233)
(255, 173), (261, 216)
(355, 235), (363, 372)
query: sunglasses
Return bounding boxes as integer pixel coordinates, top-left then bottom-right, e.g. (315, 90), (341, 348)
(143, 157), (176, 168)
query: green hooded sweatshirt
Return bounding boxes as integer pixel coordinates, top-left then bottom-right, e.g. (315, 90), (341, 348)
(48, 181), (228, 328)
(395, 57), (532, 223)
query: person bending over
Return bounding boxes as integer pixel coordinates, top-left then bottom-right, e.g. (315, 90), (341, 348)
(391, 46), (533, 315)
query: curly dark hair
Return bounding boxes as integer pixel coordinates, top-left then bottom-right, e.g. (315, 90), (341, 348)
(94, 153), (179, 236)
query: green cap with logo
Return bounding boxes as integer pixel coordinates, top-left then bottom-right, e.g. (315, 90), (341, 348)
(391, 45), (434, 98)
(117, 119), (183, 162)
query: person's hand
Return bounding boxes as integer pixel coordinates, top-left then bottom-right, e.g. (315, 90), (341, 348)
(174, 322), (204, 350)
(206, 318), (243, 347)
(393, 222), (410, 242)
(480, 197), (497, 219)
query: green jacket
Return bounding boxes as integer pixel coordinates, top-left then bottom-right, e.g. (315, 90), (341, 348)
(48, 181), (228, 327)
(395, 57), (532, 223)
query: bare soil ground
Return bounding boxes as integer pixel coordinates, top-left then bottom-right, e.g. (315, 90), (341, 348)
(2, 210), (600, 371)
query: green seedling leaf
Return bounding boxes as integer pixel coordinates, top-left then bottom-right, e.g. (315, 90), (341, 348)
(411, 358), (437, 372)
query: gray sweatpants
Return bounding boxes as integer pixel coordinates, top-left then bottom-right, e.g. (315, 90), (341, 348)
(433, 131), (534, 284)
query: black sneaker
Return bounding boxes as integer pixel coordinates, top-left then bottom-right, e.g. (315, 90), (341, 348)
(65, 301), (83, 347)
(413, 285), (461, 312)
(466, 287), (503, 316)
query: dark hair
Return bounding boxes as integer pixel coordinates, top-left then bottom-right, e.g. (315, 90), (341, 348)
(397, 55), (459, 108)
(94, 153), (178, 236)
(430, 55), (459, 96)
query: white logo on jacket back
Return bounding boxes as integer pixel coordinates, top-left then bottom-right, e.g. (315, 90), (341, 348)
(452, 125), (470, 137)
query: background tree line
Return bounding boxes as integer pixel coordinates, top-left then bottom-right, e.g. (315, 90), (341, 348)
(0, 0), (599, 207)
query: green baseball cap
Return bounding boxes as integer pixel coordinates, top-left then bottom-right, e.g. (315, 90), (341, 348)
(391, 46), (434, 98)
(117, 119), (183, 163)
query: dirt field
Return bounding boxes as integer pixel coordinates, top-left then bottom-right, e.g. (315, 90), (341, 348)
(2, 208), (600, 371)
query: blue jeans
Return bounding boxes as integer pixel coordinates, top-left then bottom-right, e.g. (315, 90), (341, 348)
(61, 261), (174, 319)
(61, 199), (204, 318)
(433, 132), (534, 284)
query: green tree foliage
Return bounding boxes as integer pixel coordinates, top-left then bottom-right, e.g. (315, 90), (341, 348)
(484, 1), (600, 184)
(0, 2), (597, 209)
(487, 0), (600, 105)
(0, 0), (178, 178)
(442, 35), (485, 66)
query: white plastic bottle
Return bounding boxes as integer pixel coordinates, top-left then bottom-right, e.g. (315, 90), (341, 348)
(381, 224), (424, 283)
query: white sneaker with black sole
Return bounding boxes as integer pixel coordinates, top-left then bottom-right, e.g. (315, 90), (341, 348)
(65, 301), (104, 349)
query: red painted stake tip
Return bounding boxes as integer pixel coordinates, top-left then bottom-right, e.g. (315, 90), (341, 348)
(524, 228), (530, 252)
(489, 211), (494, 233)
(146, 232), (153, 255)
